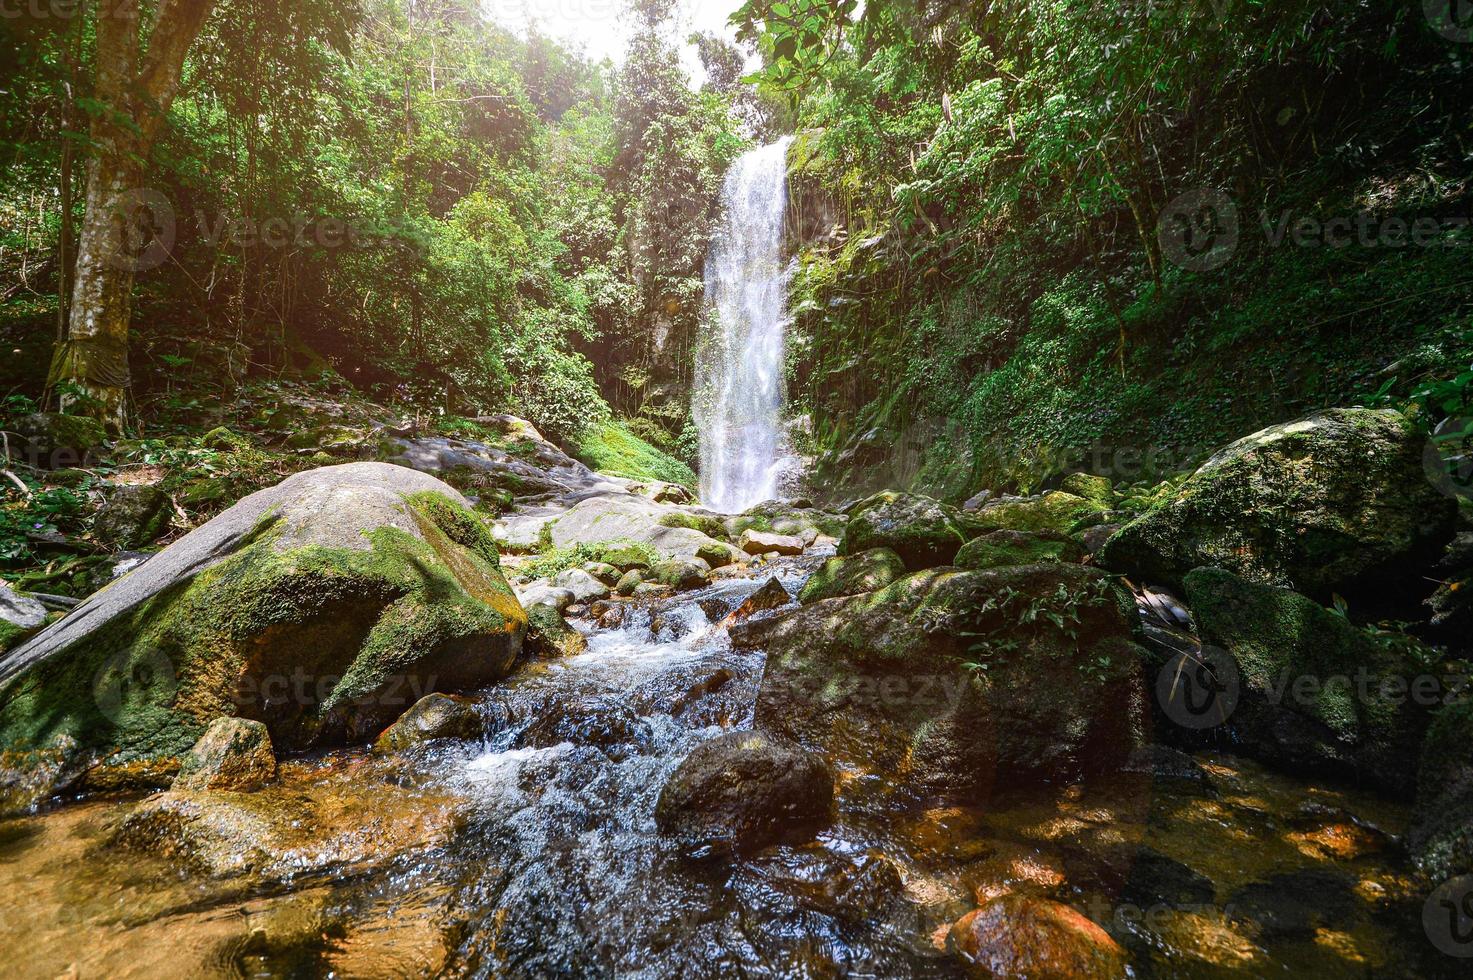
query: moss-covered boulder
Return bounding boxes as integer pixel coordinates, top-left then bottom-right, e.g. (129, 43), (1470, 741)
(695, 540), (743, 569)
(954, 530), (1084, 571)
(798, 548), (906, 604)
(94, 484), (173, 549)
(736, 564), (1147, 797)
(970, 491), (1108, 537)
(15, 412), (107, 468)
(1099, 409), (1456, 598)
(1061, 472), (1118, 508)
(648, 557), (712, 591)
(840, 491), (975, 570)
(524, 604), (587, 659)
(1410, 698), (1473, 880)
(655, 730), (835, 858)
(1183, 567), (1440, 795)
(0, 463), (526, 799)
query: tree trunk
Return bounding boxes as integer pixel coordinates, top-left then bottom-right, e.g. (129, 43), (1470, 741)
(48, 0), (216, 434)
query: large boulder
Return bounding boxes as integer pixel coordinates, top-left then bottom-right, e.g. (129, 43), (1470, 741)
(494, 492), (732, 562)
(798, 548), (907, 604)
(1098, 409), (1456, 598)
(1182, 567), (1439, 795)
(954, 529), (1084, 571)
(735, 564), (1147, 797)
(970, 492), (1109, 537)
(737, 529), (805, 557)
(839, 492), (976, 570)
(0, 463), (527, 797)
(655, 730), (835, 858)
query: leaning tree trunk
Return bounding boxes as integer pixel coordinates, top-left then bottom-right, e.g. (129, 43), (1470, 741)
(48, 0), (216, 434)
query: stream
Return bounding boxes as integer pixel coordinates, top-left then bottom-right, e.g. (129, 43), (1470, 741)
(0, 552), (1462, 978)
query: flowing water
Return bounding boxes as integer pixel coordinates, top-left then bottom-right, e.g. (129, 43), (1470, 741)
(694, 137), (796, 514)
(1, 557), (1459, 977)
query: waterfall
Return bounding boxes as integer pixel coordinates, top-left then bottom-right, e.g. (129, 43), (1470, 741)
(694, 137), (795, 513)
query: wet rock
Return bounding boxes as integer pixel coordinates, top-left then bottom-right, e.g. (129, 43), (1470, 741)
(1183, 567), (1438, 795)
(0, 463), (526, 785)
(947, 896), (1128, 980)
(670, 669), (735, 718)
(634, 582), (674, 600)
(1080, 523), (1123, 554)
(971, 491), (1108, 537)
(697, 598), (733, 621)
(524, 605), (587, 660)
(738, 529), (804, 557)
(724, 578), (791, 625)
(14, 412), (106, 469)
(741, 564), (1147, 796)
(1098, 408), (1456, 600)
(696, 540), (743, 569)
(590, 600), (627, 629)
(1228, 869), (1361, 939)
(1119, 849), (1216, 909)
(373, 693), (484, 752)
(520, 583), (577, 612)
(173, 717), (277, 791)
(840, 491), (975, 569)
(648, 558), (712, 591)
(954, 529), (1084, 571)
(93, 484), (172, 549)
(614, 570), (643, 596)
(655, 730), (835, 858)
(517, 696), (650, 758)
(797, 548), (906, 604)
(1119, 744), (1212, 790)
(0, 585), (48, 654)
(554, 568), (611, 603)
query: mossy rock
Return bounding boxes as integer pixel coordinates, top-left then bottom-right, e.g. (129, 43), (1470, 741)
(1060, 472), (1117, 508)
(970, 492), (1107, 537)
(201, 427), (252, 452)
(1183, 566), (1440, 795)
(695, 540), (743, 569)
(840, 491), (976, 570)
(798, 548), (907, 604)
(658, 512), (730, 540)
(16, 412), (107, 468)
(372, 693), (485, 753)
(94, 484), (173, 550)
(739, 564), (1147, 796)
(955, 530), (1085, 571)
(649, 558), (712, 591)
(1099, 409), (1457, 599)
(524, 605), (587, 659)
(0, 463), (527, 801)
(1410, 698), (1473, 880)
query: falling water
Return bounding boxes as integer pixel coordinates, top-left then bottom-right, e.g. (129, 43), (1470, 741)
(694, 137), (795, 513)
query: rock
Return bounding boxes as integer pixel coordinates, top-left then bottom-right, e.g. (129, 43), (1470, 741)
(523, 604), (588, 659)
(738, 529), (805, 557)
(725, 578), (791, 625)
(590, 601), (626, 629)
(797, 548), (907, 604)
(1080, 523), (1122, 554)
(954, 529), (1084, 571)
(1426, 572), (1473, 650)
(553, 568), (611, 603)
(93, 484), (172, 549)
(1097, 408), (1457, 599)
(517, 696), (650, 758)
(373, 693), (484, 752)
(1119, 848), (1215, 909)
(1183, 567), (1437, 795)
(1410, 698), (1473, 880)
(651, 483), (694, 505)
(633, 582), (674, 599)
(597, 543), (656, 573)
(947, 896), (1128, 980)
(1228, 870), (1361, 939)
(839, 492), (974, 569)
(648, 558), (712, 591)
(696, 540), (743, 569)
(172, 717), (277, 791)
(1119, 744), (1212, 790)
(1061, 473), (1116, 508)
(614, 570), (643, 597)
(655, 731), (834, 858)
(200, 426), (250, 451)
(0, 584), (48, 654)
(519, 583), (577, 613)
(582, 562), (622, 586)
(495, 493), (730, 562)
(15, 412), (107, 469)
(971, 491), (1108, 536)
(0, 463), (527, 789)
(738, 564), (1146, 796)
(961, 490), (993, 512)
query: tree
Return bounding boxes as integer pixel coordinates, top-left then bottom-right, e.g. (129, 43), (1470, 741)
(49, 0), (217, 432)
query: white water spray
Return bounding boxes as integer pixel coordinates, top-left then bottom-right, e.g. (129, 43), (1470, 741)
(693, 137), (795, 513)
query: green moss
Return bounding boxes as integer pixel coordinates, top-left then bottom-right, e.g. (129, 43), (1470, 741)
(200, 427), (252, 452)
(954, 530), (1084, 571)
(522, 538), (659, 580)
(574, 420), (696, 489)
(0, 620), (27, 655)
(404, 491), (502, 568)
(970, 492), (1107, 536)
(658, 512), (729, 539)
(798, 548), (907, 604)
